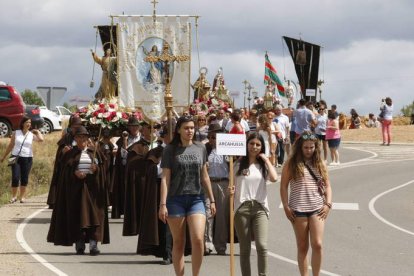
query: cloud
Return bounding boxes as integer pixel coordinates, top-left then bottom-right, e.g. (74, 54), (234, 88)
(1, 0), (413, 116)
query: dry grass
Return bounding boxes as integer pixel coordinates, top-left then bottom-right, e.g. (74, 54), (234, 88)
(341, 124), (414, 143)
(340, 116), (414, 143)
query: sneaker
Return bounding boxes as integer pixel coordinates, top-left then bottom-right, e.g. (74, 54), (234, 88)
(89, 248), (100, 256)
(329, 162), (337, 166)
(161, 258), (172, 265)
(9, 197), (17, 204)
(20, 198), (26, 203)
(204, 248), (212, 256)
(76, 249), (85, 255)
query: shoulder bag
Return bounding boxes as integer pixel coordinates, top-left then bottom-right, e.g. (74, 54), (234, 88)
(304, 163), (327, 198)
(8, 132), (29, 166)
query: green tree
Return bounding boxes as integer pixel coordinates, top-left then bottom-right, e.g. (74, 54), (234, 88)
(21, 89), (45, 106)
(62, 102), (78, 112)
(400, 100), (414, 116)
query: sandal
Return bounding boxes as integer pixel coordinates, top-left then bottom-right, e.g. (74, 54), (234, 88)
(9, 198), (17, 204)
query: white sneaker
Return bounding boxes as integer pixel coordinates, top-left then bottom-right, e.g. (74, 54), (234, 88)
(329, 162), (337, 166)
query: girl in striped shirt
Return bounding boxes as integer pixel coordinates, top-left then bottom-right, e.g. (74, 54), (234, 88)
(280, 131), (332, 276)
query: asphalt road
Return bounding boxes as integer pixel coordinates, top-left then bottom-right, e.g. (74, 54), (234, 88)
(19, 143), (414, 276)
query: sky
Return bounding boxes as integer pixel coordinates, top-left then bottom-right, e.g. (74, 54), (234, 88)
(1, 0), (414, 116)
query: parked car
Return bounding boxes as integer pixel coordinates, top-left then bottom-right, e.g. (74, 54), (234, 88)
(39, 106), (62, 134)
(53, 105), (73, 127)
(25, 105), (44, 130)
(0, 84), (25, 137)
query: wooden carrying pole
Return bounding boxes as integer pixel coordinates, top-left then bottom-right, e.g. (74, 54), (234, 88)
(229, 156), (235, 276)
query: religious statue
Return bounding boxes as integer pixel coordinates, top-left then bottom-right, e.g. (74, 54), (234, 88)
(191, 67), (211, 102)
(212, 67), (230, 102)
(92, 47), (117, 99)
(142, 45), (164, 85)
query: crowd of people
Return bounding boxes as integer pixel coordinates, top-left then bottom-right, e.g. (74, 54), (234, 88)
(1, 96), (395, 275)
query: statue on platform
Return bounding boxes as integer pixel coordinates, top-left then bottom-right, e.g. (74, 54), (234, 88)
(191, 67), (211, 102)
(92, 47), (117, 99)
(212, 67), (230, 102)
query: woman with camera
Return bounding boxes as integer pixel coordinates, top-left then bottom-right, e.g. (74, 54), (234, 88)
(280, 131), (332, 276)
(379, 97), (393, 145)
(1, 116), (44, 203)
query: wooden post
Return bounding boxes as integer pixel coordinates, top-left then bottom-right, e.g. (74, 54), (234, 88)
(229, 156), (235, 276)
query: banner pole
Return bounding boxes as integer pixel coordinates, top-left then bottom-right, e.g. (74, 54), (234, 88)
(229, 156), (235, 276)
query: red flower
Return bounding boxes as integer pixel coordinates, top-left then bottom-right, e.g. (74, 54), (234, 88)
(109, 103), (115, 109)
(99, 103), (105, 108)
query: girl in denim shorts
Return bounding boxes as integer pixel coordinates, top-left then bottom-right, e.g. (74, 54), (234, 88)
(158, 116), (216, 276)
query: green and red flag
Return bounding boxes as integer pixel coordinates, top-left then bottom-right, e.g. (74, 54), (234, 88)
(264, 53), (285, 97)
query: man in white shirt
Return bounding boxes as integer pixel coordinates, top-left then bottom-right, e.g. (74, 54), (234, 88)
(273, 105), (290, 166)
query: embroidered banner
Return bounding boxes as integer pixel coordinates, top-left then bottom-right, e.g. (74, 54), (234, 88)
(117, 16), (191, 120)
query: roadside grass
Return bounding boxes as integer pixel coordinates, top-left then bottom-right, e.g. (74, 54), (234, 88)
(0, 132), (60, 207)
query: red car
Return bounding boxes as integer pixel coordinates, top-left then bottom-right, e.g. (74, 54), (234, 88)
(0, 84), (25, 137)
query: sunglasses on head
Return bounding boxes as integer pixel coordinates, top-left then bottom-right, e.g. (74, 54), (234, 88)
(302, 133), (317, 140)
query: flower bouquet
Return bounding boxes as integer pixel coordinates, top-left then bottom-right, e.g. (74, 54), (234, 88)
(77, 98), (143, 137)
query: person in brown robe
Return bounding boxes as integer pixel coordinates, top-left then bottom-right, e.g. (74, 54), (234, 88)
(111, 116), (141, 218)
(137, 125), (173, 265)
(122, 121), (158, 236)
(46, 116), (83, 209)
(47, 126), (110, 256)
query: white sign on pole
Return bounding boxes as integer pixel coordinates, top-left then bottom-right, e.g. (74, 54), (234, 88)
(305, 89), (316, 97)
(216, 133), (246, 156)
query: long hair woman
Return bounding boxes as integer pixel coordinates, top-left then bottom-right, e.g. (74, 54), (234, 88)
(158, 115), (216, 276)
(233, 133), (277, 276)
(280, 131), (332, 276)
(1, 116), (44, 203)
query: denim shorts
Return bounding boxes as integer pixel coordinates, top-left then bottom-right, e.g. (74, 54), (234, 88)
(316, 134), (326, 141)
(167, 194), (206, 217)
(294, 209), (320, 217)
(327, 138), (341, 148)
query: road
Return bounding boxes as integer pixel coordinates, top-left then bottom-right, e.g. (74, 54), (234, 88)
(18, 143), (414, 275)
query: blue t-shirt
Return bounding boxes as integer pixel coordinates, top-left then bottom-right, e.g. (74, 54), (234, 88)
(294, 107), (314, 135)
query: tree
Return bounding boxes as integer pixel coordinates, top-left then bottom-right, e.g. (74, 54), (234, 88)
(21, 89), (45, 106)
(62, 102), (78, 112)
(400, 100), (414, 117)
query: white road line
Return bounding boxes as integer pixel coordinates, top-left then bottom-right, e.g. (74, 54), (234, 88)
(16, 207), (68, 276)
(252, 245), (341, 276)
(278, 202), (359, 210)
(368, 179), (414, 236)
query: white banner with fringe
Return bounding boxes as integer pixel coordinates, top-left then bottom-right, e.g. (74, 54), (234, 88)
(117, 16), (191, 120)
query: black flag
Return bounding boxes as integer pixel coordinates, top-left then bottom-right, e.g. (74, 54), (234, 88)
(97, 25), (117, 52)
(283, 36), (320, 101)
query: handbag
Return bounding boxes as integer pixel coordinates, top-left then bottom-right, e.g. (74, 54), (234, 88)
(304, 163), (326, 197)
(7, 132), (29, 167)
(7, 155), (18, 166)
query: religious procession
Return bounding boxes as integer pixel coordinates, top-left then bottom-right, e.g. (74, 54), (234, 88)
(3, 2), (338, 276)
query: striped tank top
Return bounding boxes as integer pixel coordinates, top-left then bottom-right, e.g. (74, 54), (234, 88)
(288, 165), (324, 212)
(77, 150), (92, 174)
